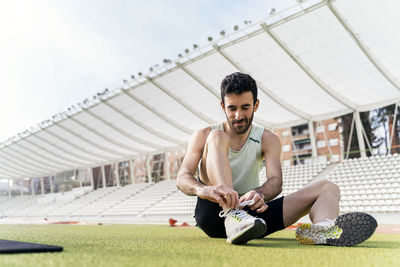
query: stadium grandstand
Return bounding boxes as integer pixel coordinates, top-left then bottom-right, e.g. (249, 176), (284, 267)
(1, 0), (400, 228)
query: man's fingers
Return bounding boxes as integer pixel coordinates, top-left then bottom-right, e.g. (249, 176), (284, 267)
(239, 192), (254, 203)
(233, 192), (239, 208)
(256, 203), (268, 213)
(250, 197), (264, 210)
(223, 192), (233, 209)
(225, 191), (239, 209)
(213, 186), (238, 209)
(204, 192), (223, 204)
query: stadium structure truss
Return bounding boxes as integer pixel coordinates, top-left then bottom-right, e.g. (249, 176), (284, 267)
(1, 0), (400, 180)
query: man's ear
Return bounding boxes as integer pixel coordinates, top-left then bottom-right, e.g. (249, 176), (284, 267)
(254, 99), (259, 112)
(220, 100), (225, 111)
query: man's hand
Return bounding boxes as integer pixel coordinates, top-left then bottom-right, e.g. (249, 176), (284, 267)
(239, 190), (268, 213)
(196, 184), (239, 210)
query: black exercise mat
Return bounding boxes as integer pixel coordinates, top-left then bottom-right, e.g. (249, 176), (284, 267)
(0, 239), (63, 254)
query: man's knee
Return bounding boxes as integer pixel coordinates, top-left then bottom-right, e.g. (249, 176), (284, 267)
(206, 130), (230, 147)
(316, 180), (340, 199)
(195, 198), (226, 238)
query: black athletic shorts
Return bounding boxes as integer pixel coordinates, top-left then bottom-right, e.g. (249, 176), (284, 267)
(194, 196), (285, 238)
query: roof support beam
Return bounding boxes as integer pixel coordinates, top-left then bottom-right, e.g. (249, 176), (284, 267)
(176, 62), (219, 98)
(22, 137), (90, 166)
(104, 102), (185, 147)
(0, 156), (32, 177)
(327, 1), (400, 93)
(64, 117), (134, 158)
(0, 150), (54, 175)
(33, 129), (99, 163)
(70, 115), (147, 154)
(213, 44), (310, 120)
(13, 142), (75, 170)
(0, 169), (17, 179)
(122, 90), (193, 135)
(345, 114), (355, 160)
(2, 146), (63, 173)
(0, 135), (78, 174)
(45, 125), (113, 162)
(82, 107), (164, 151)
(148, 78), (216, 124)
(176, 62), (273, 129)
(261, 23), (357, 110)
(102, 101), (186, 146)
(361, 125), (373, 155)
(0, 128), (97, 175)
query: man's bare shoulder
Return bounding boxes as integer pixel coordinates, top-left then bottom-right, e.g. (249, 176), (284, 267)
(193, 126), (212, 140)
(188, 126), (213, 149)
(261, 129), (281, 151)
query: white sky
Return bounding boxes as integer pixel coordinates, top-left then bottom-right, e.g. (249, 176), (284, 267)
(0, 0), (294, 143)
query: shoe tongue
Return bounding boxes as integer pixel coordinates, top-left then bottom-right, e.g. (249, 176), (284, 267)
(233, 209), (250, 219)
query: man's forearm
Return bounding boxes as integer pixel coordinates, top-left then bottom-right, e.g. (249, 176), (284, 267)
(176, 173), (204, 197)
(254, 176), (282, 201)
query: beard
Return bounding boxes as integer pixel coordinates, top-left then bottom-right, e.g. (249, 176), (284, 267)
(227, 111), (254, 135)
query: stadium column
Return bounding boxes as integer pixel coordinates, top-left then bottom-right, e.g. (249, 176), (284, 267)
(88, 168), (94, 190)
(78, 172), (83, 188)
(164, 152), (171, 180)
(290, 135), (300, 165)
(8, 179), (11, 197)
(354, 111), (367, 158)
(308, 121), (318, 162)
(101, 165), (106, 188)
(128, 159), (135, 184)
(31, 178), (35, 196)
(146, 155), (152, 183)
(114, 162), (120, 187)
(40, 177), (45, 195)
(49, 176), (54, 194)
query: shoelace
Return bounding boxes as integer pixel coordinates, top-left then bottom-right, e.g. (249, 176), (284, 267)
(218, 199), (255, 218)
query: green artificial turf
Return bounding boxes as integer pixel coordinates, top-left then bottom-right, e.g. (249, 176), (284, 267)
(0, 224), (399, 267)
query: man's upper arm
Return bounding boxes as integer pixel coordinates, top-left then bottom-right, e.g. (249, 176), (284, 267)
(261, 130), (283, 181)
(178, 127), (210, 177)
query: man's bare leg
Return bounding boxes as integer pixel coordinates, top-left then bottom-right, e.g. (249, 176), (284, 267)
(282, 180), (340, 227)
(201, 130), (233, 187)
(200, 130), (238, 209)
(282, 180), (377, 246)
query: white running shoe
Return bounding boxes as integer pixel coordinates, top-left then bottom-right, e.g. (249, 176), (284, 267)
(296, 212), (377, 247)
(219, 200), (267, 244)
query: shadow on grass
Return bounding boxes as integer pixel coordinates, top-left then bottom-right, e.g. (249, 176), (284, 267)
(357, 241), (400, 249)
(245, 238), (400, 249)
(246, 238), (300, 248)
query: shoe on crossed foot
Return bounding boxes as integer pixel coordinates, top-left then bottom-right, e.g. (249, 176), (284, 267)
(296, 212), (377, 247)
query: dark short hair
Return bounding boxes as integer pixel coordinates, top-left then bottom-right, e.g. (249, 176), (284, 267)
(220, 72), (257, 105)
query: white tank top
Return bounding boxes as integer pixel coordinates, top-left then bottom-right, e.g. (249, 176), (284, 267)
(210, 123), (264, 195)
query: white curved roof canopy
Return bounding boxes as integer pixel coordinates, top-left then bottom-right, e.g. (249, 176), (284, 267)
(1, 0), (400, 179)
